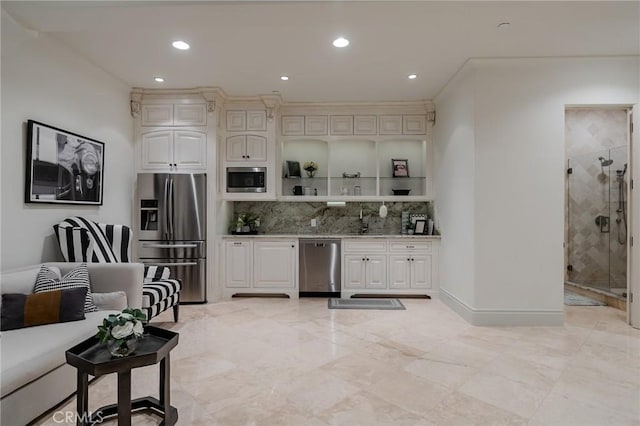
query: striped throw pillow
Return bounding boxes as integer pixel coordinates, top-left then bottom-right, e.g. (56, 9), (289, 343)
(53, 226), (94, 262)
(34, 264), (97, 313)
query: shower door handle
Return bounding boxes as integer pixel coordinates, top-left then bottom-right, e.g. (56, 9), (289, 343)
(595, 215), (610, 233)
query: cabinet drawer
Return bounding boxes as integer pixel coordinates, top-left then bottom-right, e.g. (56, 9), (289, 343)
(343, 239), (387, 253)
(389, 240), (432, 252)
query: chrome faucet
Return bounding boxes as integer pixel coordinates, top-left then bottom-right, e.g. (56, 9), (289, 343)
(359, 208), (369, 234)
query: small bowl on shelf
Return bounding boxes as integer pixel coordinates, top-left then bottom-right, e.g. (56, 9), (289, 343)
(392, 189), (411, 196)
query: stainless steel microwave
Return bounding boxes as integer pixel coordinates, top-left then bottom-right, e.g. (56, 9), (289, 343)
(227, 167), (266, 193)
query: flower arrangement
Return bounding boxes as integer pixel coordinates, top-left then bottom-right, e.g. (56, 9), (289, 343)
(96, 308), (146, 357)
(303, 161), (318, 173)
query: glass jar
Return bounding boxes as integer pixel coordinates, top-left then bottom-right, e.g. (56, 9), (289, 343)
(107, 335), (138, 358)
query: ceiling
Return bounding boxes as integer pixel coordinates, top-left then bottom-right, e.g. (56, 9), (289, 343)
(2, 1), (639, 102)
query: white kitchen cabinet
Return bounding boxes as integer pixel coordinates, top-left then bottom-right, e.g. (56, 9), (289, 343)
(353, 115), (377, 135)
(403, 115), (427, 135)
(225, 135), (267, 162)
(227, 110), (267, 132)
(388, 254), (432, 289)
(142, 104), (207, 127)
(223, 238), (298, 297)
(224, 240), (252, 288)
(253, 241), (297, 288)
(305, 116), (329, 136)
(342, 237), (439, 297)
(141, 130), (206, 171)
(379, 115), (403, 135)
(330, 116), (354, 135)
(282, 116), (305, 136)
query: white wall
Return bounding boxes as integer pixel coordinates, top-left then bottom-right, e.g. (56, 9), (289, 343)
(1, 12), (134, 269)
(433, 64), (477, 311)
(435, 57), (639, 325)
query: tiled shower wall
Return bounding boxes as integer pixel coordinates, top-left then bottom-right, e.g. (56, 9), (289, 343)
(565, 108), (628, 291)
(232, 201), (434, 235)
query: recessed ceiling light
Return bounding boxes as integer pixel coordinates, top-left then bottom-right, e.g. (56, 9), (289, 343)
(280, 75), (289, 81)
(154, 77), (165, 83)
(497, 22), (511, 30)
(408, 74), (417, 80)
(172, 40), (190, 50)
(332, 37), (349, 48)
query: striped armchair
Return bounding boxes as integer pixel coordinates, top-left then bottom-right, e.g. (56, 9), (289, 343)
(53, 217), (181, 322)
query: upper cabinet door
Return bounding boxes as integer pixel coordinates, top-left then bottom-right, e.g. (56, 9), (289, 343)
(141, 131), (173, 169)
(354, 115), (377, 135)
(379, 115), (403, 135)
(174, 131), (206, 170)
(245, 135), (267, 161)
(403, 115), (427, 135)
(330, 116), (354, 135)
(226, 135), (247, 161)
(282, 116), (305, 136)
(174, 104), (207, 126)
(246, 111), (267, 131)
(305, 115), (328, 136)
(226, 110), (246, 131)
(141, 105), (174, 126)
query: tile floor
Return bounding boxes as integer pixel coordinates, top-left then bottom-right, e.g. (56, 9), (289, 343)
(35, 298), (640, 425)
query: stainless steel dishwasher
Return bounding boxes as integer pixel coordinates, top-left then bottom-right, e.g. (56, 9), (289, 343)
(299, 239), (341, 297)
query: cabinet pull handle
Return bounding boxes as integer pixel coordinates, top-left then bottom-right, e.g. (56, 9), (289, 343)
(406, 245), (414, 249)
(234, 242), (242, 245)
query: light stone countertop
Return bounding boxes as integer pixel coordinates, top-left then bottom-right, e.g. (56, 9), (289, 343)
(221, 234), (441, 239)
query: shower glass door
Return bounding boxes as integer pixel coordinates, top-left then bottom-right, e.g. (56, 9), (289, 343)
(567, 147), (627, 296)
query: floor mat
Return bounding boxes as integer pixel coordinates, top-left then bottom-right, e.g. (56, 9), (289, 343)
(564, 290), (606, 306)
(328, 298), (405, 310)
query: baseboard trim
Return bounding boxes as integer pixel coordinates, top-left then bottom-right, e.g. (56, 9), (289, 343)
(439, 288), (564, 326)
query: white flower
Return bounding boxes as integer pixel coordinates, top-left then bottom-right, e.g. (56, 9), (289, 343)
(120, 313), (134, 321)
(132, 321), (144, 337)
(111, 322), (134, 339)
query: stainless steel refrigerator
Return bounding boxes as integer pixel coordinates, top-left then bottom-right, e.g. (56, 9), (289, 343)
(137, 173), (207, 303)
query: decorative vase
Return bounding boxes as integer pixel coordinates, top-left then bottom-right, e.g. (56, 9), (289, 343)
(306, 170), (316, 178)
(107, 335), (138, 358)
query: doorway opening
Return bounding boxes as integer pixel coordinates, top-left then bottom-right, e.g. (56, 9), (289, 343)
(564, 107), (631, 313)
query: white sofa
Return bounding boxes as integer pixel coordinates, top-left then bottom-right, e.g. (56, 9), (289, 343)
(0, 262), (143, 426)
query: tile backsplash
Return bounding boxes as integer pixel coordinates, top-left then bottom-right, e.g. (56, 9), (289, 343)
(232, 201), (435, 235)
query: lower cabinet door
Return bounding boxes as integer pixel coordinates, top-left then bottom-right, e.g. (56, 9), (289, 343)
(365, 255), (387, 289)
(388, 255), (411, 289)
(344, 255), (366, 289)
(410, 254), (432, 289)
(224, 240), (252, 288)
(253, 241), (296, 288)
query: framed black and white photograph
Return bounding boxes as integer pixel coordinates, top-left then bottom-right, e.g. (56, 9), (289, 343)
(25, 120), (104, 205)
(286, 160), (301, 178)
(414, 219), (427, 234)
(392, 159), (409, 177)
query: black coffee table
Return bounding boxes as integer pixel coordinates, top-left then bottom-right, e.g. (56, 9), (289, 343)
(66, 325), (179, 426)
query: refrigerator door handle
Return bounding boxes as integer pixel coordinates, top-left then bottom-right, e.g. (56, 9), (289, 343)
(141, 243), (198, 249)
(169, 176), (175, 239)
(163, 176), (170, 239)
(145, 261), (199, 267)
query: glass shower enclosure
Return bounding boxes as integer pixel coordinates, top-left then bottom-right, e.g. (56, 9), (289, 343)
(566, 146), (628, 297)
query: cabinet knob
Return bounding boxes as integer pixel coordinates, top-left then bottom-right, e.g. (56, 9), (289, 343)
(362, 258), (365, 261)
(291, 245), (295, 248)
(247, 155), (250, 159)
(366, 258), (370, 261)
(407, 258), (410, 261)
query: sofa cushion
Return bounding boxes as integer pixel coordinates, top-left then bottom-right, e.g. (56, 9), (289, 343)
(0, 265), (61, 299)
(142, 279), (181, 307)
(92, 291), (127, 311)
(1, 287), (87, 331)
(0, 310), (118, 398)
(34, 264), (97, 313)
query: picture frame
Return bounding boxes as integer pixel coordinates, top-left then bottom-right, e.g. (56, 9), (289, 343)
(414, 219), (427, 235)
(25, 120), (104, 205)
(392, 159), (409, 177)
(286, 160), (301, 178)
